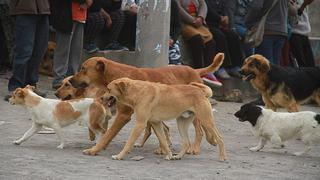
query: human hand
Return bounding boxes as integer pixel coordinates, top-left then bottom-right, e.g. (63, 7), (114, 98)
(169, 39), (174, 47)
(193, 17), (203, 27)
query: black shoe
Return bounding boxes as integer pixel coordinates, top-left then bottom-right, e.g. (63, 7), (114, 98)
(4, 94), (12, 102)
(250, 96), (264, 105)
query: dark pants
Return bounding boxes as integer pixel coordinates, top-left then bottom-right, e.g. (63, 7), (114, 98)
(255, 35), (286, 65)
(8, 15), (49, 91)
(208, 26), (244, 67)
(187, 35), (216, 69)
(84, 12), (105, 45)
(289, 33), (315, 67)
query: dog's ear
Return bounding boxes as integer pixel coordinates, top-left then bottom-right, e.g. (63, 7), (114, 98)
(115, 81), (127, 94)
(253, 59), (270, 73)
(25, 85), (35, 91)
(96, 61), (105, 72)
(15, 88), (25, 98)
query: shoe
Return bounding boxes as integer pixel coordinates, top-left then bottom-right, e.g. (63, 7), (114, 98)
(215, 68), (231, 79)
(4, 92), (13, 102)
(250, 96), (265, 105)
(227, 66), (242, 79)
(84, 43), (99, 54)
(202, 73), (223, 87)
(104, 42), (129, 51)
(33, 88), (47, 98)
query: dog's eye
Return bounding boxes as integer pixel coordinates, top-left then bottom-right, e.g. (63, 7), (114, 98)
(65, 83), (70, 87)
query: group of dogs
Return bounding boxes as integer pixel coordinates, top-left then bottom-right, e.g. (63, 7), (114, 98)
(8, 52), (320, 161)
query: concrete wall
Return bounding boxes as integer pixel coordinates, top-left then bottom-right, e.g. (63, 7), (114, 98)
(308, 1), (320, 37)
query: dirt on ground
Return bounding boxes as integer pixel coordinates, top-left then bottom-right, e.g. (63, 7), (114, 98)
(0, 74), (319, 180)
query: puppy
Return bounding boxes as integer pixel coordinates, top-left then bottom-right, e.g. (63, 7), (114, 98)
(55, 76), (171, 153)
(240, 54), (320, 112)
(102, 78), (226, 161)
(71, 53), (225, 156)
(9, 85), (112, 148)
(39, 41), (55, 76)
(234, 103), (320, 156)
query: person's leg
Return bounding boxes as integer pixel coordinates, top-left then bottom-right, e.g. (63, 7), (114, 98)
(104, 10), (127, 50)
(119, 11), (137, 50)
(203, 39), (216, 67)
(289, 33), (305, 66)
(209, 27), (232, 67)
(25, 15), (49, 86)
(187, 34), (205, 69)
(8, 15), (37, 91)
(255, 35), (274, 63)
(52, 30), (72, 88)
(272, 36), (286, 65)
(0, 4), (15, 66)
(84, 12), (104, 52)
(301, 35), (315, 67)
(224, 30), (244, 67)
(68, 22), (83, 76)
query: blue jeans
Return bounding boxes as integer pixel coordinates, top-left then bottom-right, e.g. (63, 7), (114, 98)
(8, 15), (49, 91)
(255, 35), (286, 65)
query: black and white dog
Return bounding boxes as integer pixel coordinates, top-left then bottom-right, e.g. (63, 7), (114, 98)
(234, 103), (320, 156)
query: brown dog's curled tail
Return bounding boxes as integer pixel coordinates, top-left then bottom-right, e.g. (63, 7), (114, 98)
(190, 82), (213, 98)
(196, 53), (225, 77)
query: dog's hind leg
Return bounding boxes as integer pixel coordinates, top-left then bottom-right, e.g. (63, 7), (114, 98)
(249, 138), (267, 151)
(163, 122), (172, 146)
(294, 143), (311, 156)
(173, 116), (193, 160)
(189, 117), (204, 155)
(150, 121), (173, 160)
(13, 122), (42, 145)
(51, 124), (65, 149)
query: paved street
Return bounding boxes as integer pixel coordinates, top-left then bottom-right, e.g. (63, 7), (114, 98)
(0, 74), (319, 180)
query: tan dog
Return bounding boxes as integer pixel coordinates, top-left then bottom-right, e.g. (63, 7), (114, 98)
(70, 53), (224, 156)
(39, 41), (56, 77)
(101, 78), (226, 161)
(240, 54), (320, 112)
(55, 76), (172, 152)
(9, 85), (112, 148)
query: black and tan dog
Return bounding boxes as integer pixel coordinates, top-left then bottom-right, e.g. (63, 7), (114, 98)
(240, 54), (320, 112)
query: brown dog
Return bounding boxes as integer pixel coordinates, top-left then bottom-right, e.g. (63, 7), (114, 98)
(101, 78), (226, 161)
(240, 54), (320, 112)
(39, 41), (56, 76)
(70, 53), (224, 156)
(55, 76), (171, 152)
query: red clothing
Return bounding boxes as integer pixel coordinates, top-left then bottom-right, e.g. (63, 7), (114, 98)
(188, 1), (197, 17)
(72, 2), (87, 23)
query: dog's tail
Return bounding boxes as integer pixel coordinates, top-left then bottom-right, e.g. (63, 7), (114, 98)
(195, 53), (224, 77)
(190, 82), (213, 98)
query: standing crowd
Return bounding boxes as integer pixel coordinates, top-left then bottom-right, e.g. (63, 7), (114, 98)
(0, 0), (317, 101)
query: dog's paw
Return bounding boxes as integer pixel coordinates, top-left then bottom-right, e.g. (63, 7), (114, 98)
(187, 147), (200, 155)
(13, 140), (22, 145)
(57, 144), (64, 149)
(249, 147), (261, 152)
(154, 147), (166, 155)
(172, 155), (182, 160)
(111, 154), (123, 160)
(164, 155), (174, 160)
(82, 148), (98, 156)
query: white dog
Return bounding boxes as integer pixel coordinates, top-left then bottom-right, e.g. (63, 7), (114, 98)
(9, 85), (111, 149)
(234, 103), (320, 156)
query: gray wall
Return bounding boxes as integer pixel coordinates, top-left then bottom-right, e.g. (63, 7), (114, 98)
(308, 1), (320, 37)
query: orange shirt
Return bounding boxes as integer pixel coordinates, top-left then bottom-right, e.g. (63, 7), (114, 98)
(72, 2), (87, 23)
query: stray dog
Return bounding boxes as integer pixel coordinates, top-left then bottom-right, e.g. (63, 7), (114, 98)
(240, 54), (320, 112)
(55, 76), (172, 153)
(9, 85), (112, 148)
(70, 53), (224, 156)
(101, 78), (226, 161)
(234, 103), (320, 156)
(39, 41), (55, 77)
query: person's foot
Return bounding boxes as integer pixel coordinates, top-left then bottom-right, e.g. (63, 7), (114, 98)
(227, 66), (242, 79)
(215, 68), (231, 79)
(104, 42), (129, 51)
(202, 73), (223, 87)
(4, 91), (13, 102)
(84, 43), (99, 54)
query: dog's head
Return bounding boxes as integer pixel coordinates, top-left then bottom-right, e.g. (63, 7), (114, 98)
(70, 57), (107, 88)
(47, 41), (56, 60)
(239, 54), (270, 81)
(101, 78), (132, 107)
(55, 76), (85, 100)
(9, 85), (36, 106)
(234, 103), (262, 126)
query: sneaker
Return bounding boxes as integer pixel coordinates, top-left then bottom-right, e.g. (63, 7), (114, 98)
(227, 66), (242, 79)
(4, 92), (13, 102)
(104, 42), (129, 51)
(84, 43), (99, 54)
(202, 73), (223, 87)
(215, 68), (231, 79)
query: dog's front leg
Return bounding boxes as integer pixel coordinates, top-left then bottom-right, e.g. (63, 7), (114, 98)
(13, 122), (42, 145)
(51, 124), (65, 149)
(249, 137), (267, 151)
(262, 95), (277, 111)
(112, 120), (147, 160)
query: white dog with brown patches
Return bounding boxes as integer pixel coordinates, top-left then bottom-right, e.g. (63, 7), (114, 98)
(9, 85), (111, 149)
